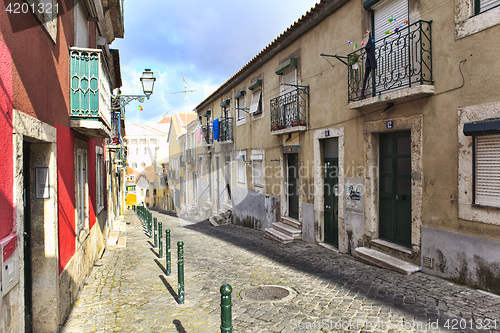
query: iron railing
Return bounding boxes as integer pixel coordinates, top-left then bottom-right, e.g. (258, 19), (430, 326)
(347, 20), (432, 102)
(270, 86), (308, 131)
(202, 122), (213, 145)
(219, 117), (233, 142)
(70, 47), (112, 128)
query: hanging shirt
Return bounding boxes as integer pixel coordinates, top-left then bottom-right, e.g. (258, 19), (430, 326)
(213, 118), (220, 141)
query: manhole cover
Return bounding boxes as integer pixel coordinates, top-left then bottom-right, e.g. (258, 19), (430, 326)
(240, 285), (297, 302)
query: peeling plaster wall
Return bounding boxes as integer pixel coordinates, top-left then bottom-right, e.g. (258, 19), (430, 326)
(421, 226), (500, 295)
(232, 188), (278, 231)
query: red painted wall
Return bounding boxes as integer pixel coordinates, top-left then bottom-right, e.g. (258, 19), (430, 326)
(56, 125), (75, 273)
(0, 41), (14, 241)
(88, 140), (96, 229)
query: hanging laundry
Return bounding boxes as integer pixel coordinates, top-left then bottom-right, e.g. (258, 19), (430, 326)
(213, 118), (220, 141)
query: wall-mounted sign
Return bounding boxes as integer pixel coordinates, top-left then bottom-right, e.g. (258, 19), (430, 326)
(325, 129), (330, 137)
(386, 120), (394, 129)
(35, 167), (50, 199)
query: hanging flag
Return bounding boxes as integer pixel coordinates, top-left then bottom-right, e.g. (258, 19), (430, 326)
(138, 105), (143, 111)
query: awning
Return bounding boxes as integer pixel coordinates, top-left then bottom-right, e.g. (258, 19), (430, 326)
(463, 119), (500, 136)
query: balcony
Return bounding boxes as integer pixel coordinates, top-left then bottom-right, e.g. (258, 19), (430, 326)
(347, 20), (434, 110)
(202, 122), (213, 146)
(70, 47), (112, 138)
(219, 117), (233, 143)
(270, 86), (308, 135)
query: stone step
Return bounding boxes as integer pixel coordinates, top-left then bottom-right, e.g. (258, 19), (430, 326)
(281, 216), (301, 229)
(272, 222), (301, 238)
(116, 236), (127, 248)
(108, 230), (120, 246)
(265, 228), (294, 244)
(355, 247), (420, 275)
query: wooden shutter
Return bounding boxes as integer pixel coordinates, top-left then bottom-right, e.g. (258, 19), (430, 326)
(280, 68), (297, 96)
(475, 134), (500, 207)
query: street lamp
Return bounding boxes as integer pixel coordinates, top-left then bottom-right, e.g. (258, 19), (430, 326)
(112, 68), (157, 109)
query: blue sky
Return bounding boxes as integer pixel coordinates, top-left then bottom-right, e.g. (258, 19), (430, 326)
(112, 0), (319, 125)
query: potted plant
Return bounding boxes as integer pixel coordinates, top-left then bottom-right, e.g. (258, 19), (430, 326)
(348, 53), (360, 69)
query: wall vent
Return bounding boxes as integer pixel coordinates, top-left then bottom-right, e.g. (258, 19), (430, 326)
(423, 256), (434, 269)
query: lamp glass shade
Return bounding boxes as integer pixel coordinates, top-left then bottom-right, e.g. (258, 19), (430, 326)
(140, 69), (156, 95)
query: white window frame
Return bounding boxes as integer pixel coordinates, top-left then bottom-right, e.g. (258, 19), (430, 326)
(455, 0), (500, 39)
(251, 150), (265, 191)
(473, 134), (500, 208)
(96, 146), (104, 213)
(76, 148), (89, 237)
(237, 151), (247, 185)
(236, 96), (246, 126)
(250, 86), (264, 120)
(458, 101), (500, 226)
(25, 0), (58, 42)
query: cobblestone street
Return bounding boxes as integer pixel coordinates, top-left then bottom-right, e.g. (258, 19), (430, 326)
(61, 211), (500, 332)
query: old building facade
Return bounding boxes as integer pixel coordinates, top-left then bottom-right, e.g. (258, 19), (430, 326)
(0, 0), (125, 331)
(193, 0), (500, 294)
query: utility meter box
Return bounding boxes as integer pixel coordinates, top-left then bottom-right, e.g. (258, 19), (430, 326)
(1, 235), (19, 297)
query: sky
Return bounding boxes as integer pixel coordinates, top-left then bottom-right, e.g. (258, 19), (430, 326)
(111, 0), (319, 126)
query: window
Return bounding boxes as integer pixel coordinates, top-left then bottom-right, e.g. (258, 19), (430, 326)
(237, 152), (247, 185)
(251, 150), (265, 189)
(141, 162), (146, 167)
(76, 149), (88, 234)
(127, 185), (136, 191)
(455, 0), (500, 38)
(249, 82), (263, 116)
(96, 149), (104, 210)
(25, 0), (58, 42)
(129, 175), (136, 181)
(74, 0), (89, 47)
(474, 0), (500, 14)
(132, 162), (138, 169)
(146, 189), (150, 197)
(474, 134), (500, 207)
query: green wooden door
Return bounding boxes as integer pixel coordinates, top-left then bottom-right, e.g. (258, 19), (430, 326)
(287, 154), (299, 220)
(379, 131), (412, 247)
(324, 158), (339, 247)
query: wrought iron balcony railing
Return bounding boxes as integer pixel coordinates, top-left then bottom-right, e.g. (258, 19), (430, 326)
(270, 86), (308, 131)
(347, 20), (432, 102)
(202, 122), (213, 146)
(70, 47), (112, 137)
(219, 117), (233, 142)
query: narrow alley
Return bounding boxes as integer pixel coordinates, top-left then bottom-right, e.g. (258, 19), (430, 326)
(61, 210), (500, 332)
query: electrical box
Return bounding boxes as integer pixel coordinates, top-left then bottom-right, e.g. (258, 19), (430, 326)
(2, 235), (19, 297)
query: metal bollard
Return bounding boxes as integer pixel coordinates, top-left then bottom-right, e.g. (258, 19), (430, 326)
(166, 229), (171, 276)
(158, 222), (163, 258)
(177, 241), (184, 305)
(154, 217), (158, 247)
(220, 284), (233, 333)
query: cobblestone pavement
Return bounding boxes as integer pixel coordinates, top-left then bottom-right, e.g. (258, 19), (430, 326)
(61, 211), (500, 332)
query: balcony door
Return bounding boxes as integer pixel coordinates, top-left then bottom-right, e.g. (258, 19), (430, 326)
(372, 0), (410, 94)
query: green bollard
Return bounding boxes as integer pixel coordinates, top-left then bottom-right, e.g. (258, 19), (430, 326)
(166, 229), (171, 276)
(158, 222), (163, 258)
(154, 217), (158, 247)
(220, 284), (233, 333)
(177, 241), (184, 305)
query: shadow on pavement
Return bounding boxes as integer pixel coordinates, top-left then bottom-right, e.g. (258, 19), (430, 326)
(149, 247), (160, 258)
(154, 259), (169, 276)
(159, 275), (179, 303)
(173, 319), (186, 333)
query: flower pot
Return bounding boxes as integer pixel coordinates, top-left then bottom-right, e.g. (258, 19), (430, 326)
(352, 63), (359, 70)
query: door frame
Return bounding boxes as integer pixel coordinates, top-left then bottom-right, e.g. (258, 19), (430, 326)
(313, 128), (346, 251)
(363, 115), (423, 253)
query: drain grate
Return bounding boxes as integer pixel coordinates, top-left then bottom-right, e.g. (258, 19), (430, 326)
(240, 285), (296, 302)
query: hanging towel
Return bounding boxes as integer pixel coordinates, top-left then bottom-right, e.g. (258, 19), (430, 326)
(196, 126), (201, 143)
(213, 118), (220, 141)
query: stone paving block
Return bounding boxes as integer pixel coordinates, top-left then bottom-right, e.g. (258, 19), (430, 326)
(61, 211), (500, 332)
